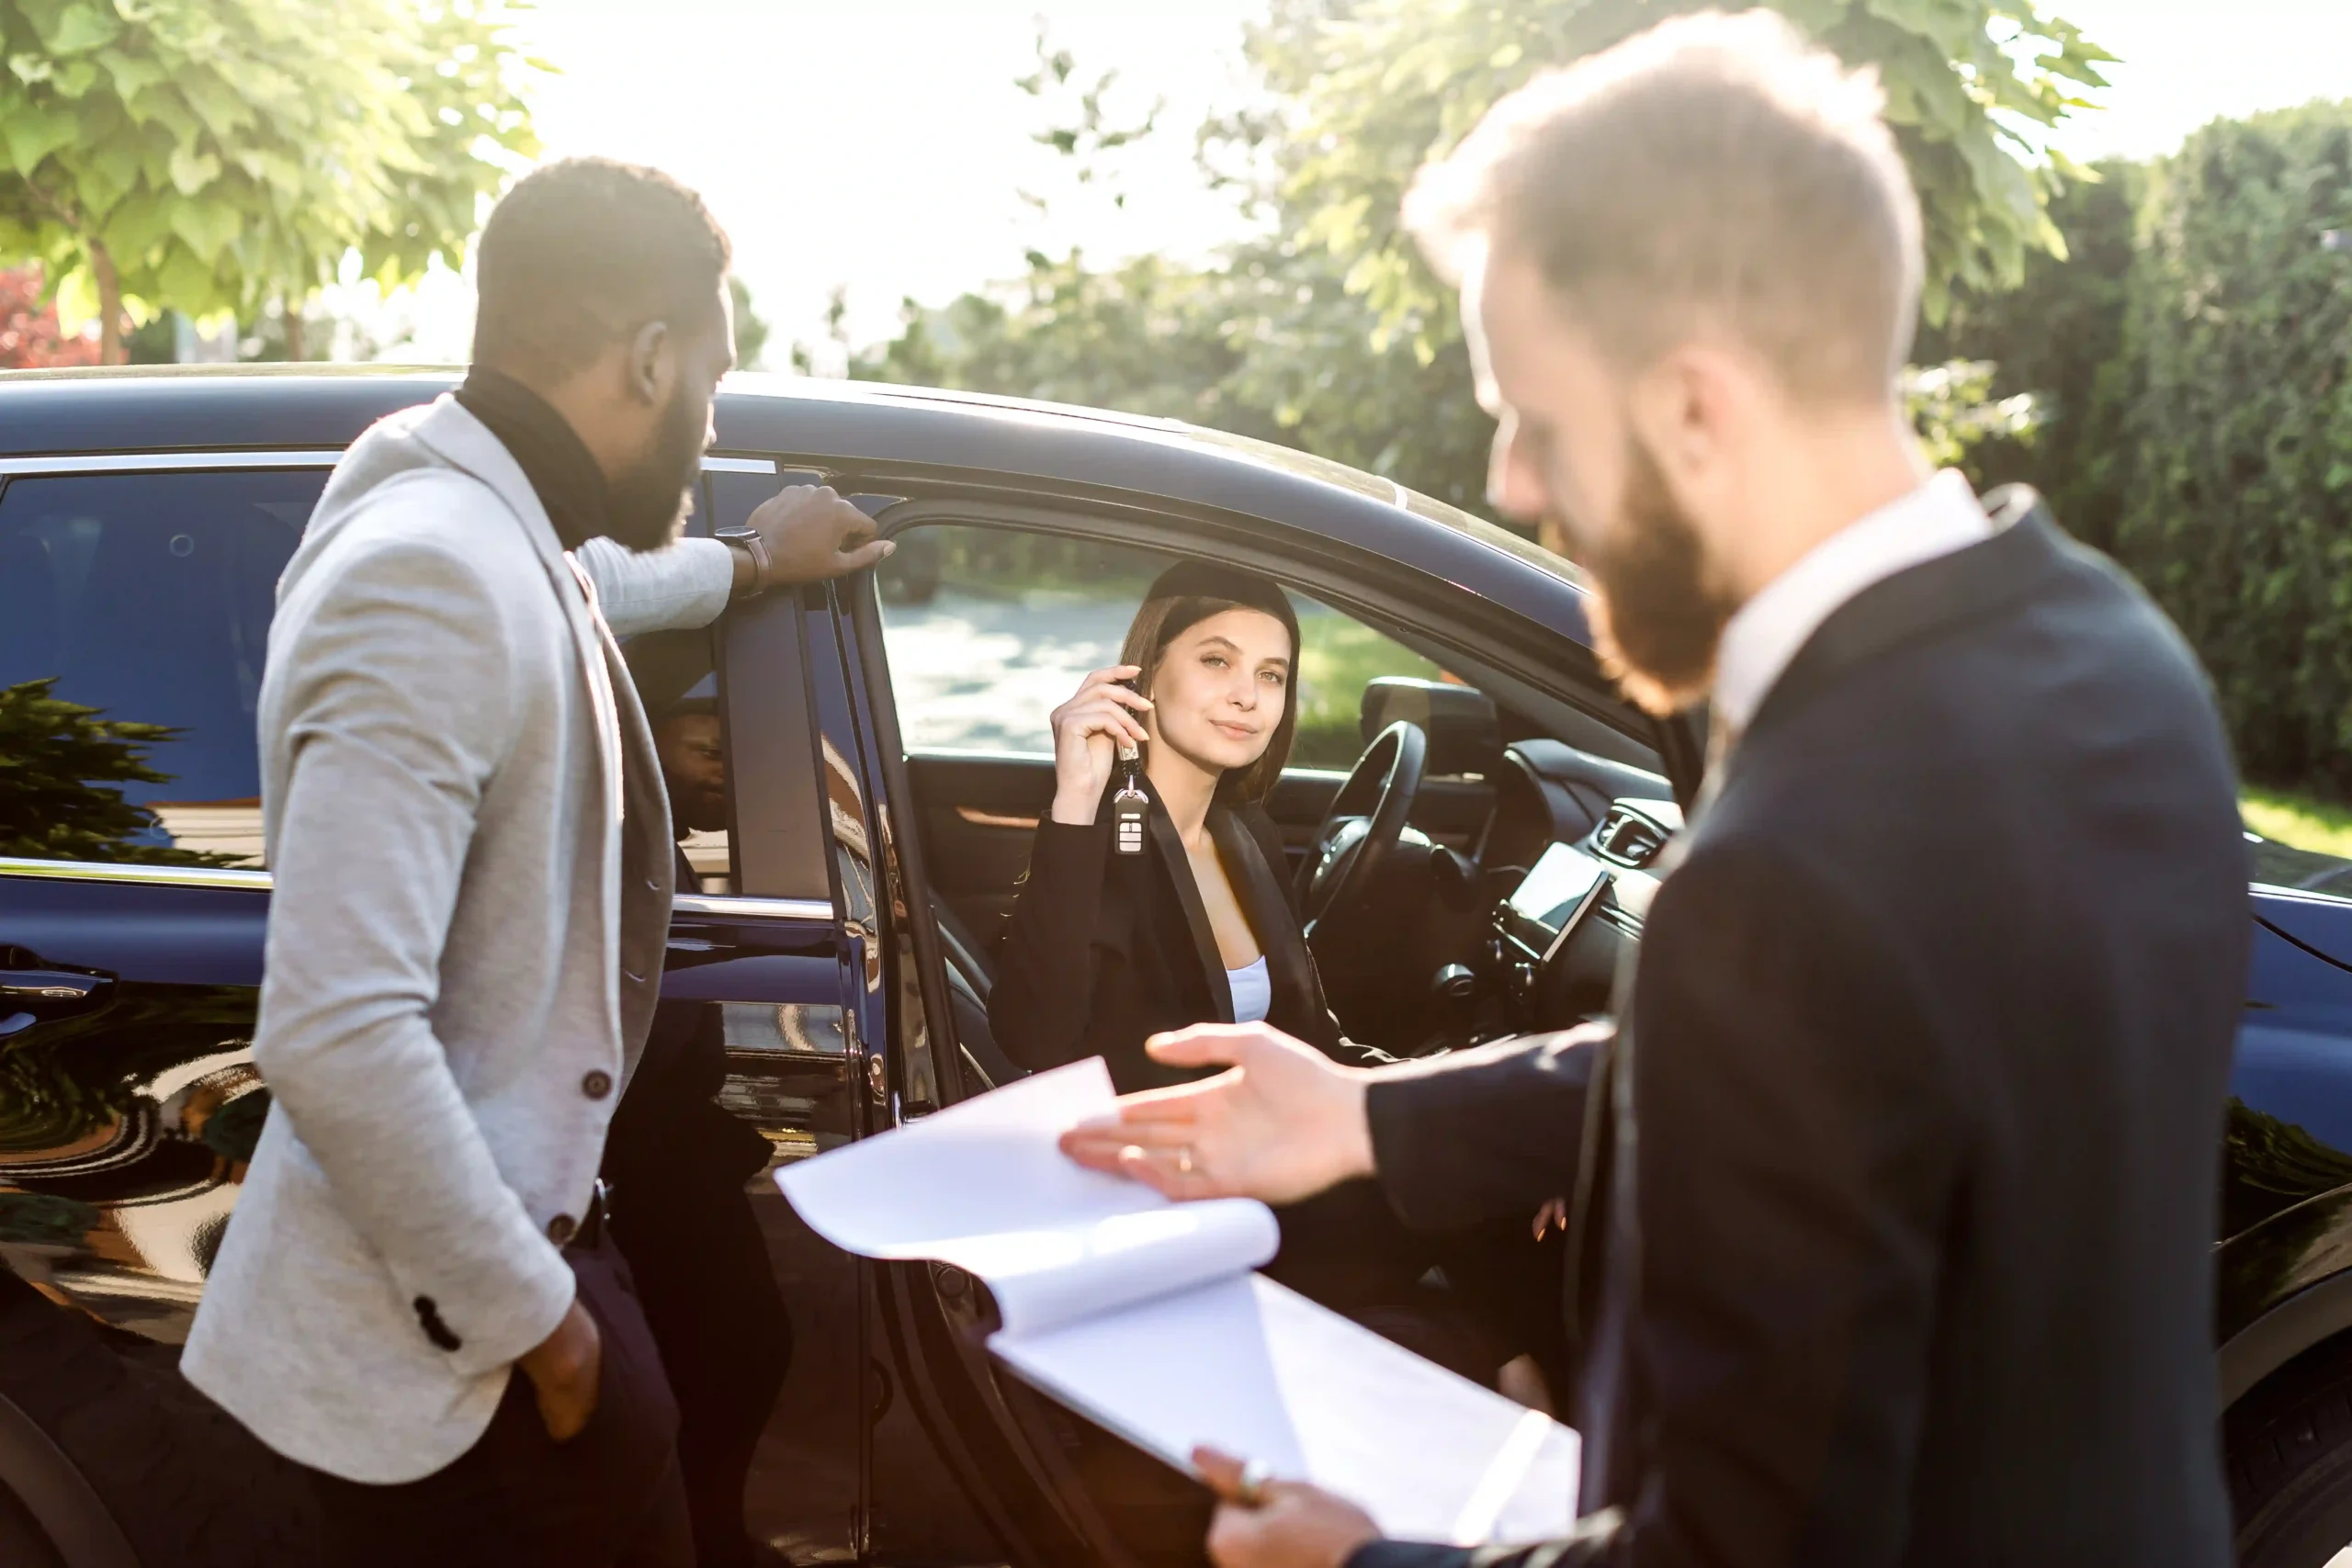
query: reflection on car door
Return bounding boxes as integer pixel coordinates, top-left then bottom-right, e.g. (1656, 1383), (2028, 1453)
(0, 461), (328, 1340)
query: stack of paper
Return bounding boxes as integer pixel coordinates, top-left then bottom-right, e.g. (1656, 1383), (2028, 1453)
(776, 1058), (1579, 1547)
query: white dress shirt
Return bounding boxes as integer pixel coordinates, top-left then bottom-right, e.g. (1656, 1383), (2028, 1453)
(1712, 468), (1995, 739)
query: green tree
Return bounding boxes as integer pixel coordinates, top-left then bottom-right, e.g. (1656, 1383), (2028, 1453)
(859, 249), (1283, 438)
(1221, 0), (2111, 355)
(858, 3), (2105, 517)
(1195, 0), (2109, 503)
(2108, 101), (2352, 793)
(0, 0), (538, 363)
(1917, 158), (2143, 547)
(0, 676), (234, 865)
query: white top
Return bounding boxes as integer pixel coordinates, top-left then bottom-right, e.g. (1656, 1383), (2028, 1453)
(1227, 955), (1272, 1024)
(1712, 469), (1995, 735)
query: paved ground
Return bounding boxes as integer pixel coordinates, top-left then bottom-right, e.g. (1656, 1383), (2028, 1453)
(876, 588), (1140, 755)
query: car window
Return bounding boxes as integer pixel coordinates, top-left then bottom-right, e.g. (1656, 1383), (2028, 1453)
(0, 468), (324, 868)
(0, 467), (761, 891)
(875, 522), (1444, 770)
(1290, 609), (1442, 771)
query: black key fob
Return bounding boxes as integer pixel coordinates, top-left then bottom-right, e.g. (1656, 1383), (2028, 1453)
(1112, 752), (1148, 857)
(1112, 678), (1148, 855)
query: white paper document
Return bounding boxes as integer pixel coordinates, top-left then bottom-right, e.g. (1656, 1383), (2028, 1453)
(775, 1058), (1580, 1546)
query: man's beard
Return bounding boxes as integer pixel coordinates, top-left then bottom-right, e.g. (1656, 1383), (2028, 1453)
(667, 781), (727, 836)
(1577, 436), (1739, 718)
(607, 383), (706, 554)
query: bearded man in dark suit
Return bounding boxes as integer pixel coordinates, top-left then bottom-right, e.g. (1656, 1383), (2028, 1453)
(1061, 13), (2248, 1568)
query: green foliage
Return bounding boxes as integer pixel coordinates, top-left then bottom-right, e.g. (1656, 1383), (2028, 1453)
(859, 250), (1283, 439)
(2105, 102), (2352, 792)
(0, 0), (538, 355)
(1292, 613), (1441, 770)
(1901, 358), (2041, 469)
(1917, 159), (2143, 547)
(855, 0), (2106, 518)
(0, 676), (233, 864)
(1216, 0), (2108, 354)
(1013, 24), (1160, 212)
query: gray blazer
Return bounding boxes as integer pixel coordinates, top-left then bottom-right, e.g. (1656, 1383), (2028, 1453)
(183, 396), (740, 1483)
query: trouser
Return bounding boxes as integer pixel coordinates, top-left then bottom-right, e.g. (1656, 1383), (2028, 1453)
(307, 1235), (692, 1568)
(605, 1005), (794, 1567)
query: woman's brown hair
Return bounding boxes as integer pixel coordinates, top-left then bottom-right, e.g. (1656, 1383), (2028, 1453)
(1117, 561), (1302, 806)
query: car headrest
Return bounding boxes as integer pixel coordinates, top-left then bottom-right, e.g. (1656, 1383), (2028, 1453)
(1359, 677), (1502, 778)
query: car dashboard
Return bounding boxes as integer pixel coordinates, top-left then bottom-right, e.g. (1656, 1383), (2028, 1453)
(1476, 784), (1682, 1039)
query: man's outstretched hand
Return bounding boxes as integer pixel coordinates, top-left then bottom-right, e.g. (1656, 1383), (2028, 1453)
(1057, 1023), (1377, 1205)
(740, 483), (894, 590)
(1196, 1447), (1381, 1568)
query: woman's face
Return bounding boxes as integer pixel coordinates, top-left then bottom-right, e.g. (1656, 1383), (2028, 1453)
(1146, 606), (1293, 775)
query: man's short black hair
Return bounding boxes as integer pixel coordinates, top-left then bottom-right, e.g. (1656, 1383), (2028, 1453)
(472, 157), (733, 382)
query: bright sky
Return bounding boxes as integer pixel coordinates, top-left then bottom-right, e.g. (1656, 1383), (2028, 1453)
(367, 0), (2352, 367)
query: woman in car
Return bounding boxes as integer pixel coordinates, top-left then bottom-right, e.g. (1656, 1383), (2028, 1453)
(989, 561), (1508, 1376)
(989, 559), (1372, 1092)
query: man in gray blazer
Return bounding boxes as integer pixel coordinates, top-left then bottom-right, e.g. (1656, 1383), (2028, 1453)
(181, 158), (887, 1567)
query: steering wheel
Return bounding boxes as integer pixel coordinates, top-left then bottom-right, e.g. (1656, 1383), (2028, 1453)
(1296, 719), (1428, 935)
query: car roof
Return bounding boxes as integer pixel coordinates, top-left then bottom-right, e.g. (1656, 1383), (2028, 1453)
(0, 364), (1589, 635)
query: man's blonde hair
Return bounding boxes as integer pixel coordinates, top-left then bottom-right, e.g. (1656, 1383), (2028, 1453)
(1405, 9), (1923, 405)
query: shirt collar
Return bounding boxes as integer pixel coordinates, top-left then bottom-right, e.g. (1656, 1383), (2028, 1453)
(1712, 469), (1993, 735)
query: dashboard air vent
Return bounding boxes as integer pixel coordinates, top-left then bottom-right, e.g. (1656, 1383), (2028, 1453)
(1594, 801), (1680, 868)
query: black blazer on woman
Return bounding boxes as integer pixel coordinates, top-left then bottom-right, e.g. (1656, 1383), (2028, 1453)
(990, 777), (1372, 1092)
(990, 780), (1451, 1322)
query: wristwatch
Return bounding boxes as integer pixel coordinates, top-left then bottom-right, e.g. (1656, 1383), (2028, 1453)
(716, 526), (773, 598)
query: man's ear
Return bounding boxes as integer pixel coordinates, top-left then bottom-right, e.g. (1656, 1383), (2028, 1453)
(1627, 343), (1747, 487)
(626, 320), (671, 406)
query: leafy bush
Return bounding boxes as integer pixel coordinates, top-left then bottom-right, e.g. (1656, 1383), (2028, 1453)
(2108, 102), (2352, 791)
(1919, 160), (2143, 550)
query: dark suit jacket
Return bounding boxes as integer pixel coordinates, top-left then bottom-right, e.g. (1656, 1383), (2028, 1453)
(991, 779), (1367, 1090)
(991, 780), (1437, 1314)
(1357, 502), (2247, 1568)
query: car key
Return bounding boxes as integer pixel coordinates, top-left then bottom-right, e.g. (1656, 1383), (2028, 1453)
(1113, 680), (1148, 855)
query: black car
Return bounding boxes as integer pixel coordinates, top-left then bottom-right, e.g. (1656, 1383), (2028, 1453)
(4, 367), (2352, 1568)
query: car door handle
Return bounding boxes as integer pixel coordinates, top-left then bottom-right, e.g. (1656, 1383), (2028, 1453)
(0, 962), (114, 1014)
(1, 973), (105, 1002)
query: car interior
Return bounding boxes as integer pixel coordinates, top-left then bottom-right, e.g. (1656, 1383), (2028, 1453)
(862, 517), (1690, 1561)
(870, 521), (1685, 1090)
